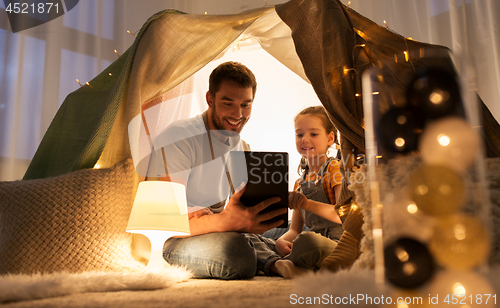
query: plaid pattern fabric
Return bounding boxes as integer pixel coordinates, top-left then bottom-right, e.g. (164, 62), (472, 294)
(293, 159), (342, 205)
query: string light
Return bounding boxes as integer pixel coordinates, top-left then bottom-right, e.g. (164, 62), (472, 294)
(76, 79), (82, 86)
(347, 1), (351, 8)
(108, 73), (113, 76)
(205, 12), (207, 15)
(407, 202), (418, 214)
(384, 20), (389, 29)
(126, 30), (138, 37)
(353, 43), (367, 55)
(86, 82), (92, 88)
(351, 202), (358, 211)
(343, 67), (355, 75)
(395, 137), (405, 148)
(114, 49), (120, 57)
(403, 38), (415, 70)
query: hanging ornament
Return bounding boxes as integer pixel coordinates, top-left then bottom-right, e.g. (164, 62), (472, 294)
(419, 117), (480, 172)
(408, 164), (465, 216)
(429, 214), (490, 271)
(384, 237), (436, 289)
(377, 106), (423, 154)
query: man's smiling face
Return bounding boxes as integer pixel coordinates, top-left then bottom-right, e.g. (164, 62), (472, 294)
(206, 80), (253, 134)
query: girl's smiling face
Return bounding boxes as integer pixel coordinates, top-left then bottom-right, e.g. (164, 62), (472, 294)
(295, 114), (335, 161)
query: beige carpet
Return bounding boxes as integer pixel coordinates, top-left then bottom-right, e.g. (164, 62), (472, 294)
(2, 277), (294, 308)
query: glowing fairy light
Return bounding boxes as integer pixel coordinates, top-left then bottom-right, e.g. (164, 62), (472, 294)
(396, 247), (409, 262)
(114, 49), (120, 57)
(416, 185), (428, 195)
(397, 115), (407, 125)
(437, 134), (450, 146)
(454, 224), (467, 240)
(76, 79), (82, 86)
(395, 137), (405, 148)
(344, 67), (355, 75)
(407, 202), (418, 214)
(453, 283), (466, 295)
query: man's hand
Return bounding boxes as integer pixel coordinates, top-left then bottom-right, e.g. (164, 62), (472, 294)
(276, 238), (293, 257)
(219, 184), (287, 234)
(288, 191), (309, 211)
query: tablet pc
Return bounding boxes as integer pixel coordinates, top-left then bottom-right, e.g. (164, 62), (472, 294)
(228, 151), (289, 228)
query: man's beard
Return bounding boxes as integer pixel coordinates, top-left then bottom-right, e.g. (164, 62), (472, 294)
(211, 104), (248, 135)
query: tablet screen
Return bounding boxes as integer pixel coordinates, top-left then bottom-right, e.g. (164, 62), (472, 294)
(228, 151), (289, 228)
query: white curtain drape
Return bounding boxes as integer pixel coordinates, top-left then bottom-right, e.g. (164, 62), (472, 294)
(1, 0), (499, 181)
(348, 0), (500, 123)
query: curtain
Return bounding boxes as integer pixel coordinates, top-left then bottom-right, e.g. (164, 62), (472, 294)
(348, 0), (500, 128)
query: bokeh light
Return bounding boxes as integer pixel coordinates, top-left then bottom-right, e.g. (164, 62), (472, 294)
(429, 214), (490, 270)
(384, 237), (435, 289)
(427, 270), (495, 307)
(408, 164), (465, 216)
(378, 107), (422, 154)
(419, 117), (480, 171)
(406, 67), (464, 120)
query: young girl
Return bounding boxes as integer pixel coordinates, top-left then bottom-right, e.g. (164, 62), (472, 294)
(274, 106), (343, 278)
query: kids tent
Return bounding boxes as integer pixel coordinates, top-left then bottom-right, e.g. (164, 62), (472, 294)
(22, 0), (500, 271)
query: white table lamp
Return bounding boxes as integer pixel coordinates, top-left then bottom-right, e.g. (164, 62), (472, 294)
(126, 181), (190, 271)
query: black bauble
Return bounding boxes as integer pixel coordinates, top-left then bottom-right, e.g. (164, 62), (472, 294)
(377, 107), (422, 154)
(384, 237), (436, 289)
(406, 67), (464, 120)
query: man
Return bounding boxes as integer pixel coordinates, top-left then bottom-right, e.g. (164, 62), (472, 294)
(154, 62), (287, 279)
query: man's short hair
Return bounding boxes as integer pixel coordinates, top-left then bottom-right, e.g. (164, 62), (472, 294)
(208, 61), (257, 98)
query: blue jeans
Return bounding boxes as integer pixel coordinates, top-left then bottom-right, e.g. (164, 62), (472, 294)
(163, 232), (257, 280)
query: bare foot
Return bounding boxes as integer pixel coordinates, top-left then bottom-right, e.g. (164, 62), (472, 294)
(275, 260), (310, 279)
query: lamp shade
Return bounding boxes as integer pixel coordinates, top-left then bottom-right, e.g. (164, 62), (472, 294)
(126, 181), (190, 235)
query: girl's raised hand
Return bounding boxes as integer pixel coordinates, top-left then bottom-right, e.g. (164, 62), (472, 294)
(288, 191), (309, 210)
